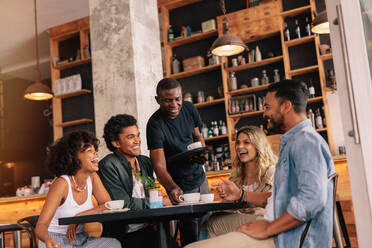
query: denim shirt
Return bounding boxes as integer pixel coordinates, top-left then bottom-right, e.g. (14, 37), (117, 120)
(274, 120), (334, 248)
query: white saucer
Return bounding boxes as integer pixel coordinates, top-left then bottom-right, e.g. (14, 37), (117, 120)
(102, 208), (130, 213)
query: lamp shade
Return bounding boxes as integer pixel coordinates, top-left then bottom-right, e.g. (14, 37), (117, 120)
(24, 81), (53, 101)
(312, 10), (330, 34)
(211, 33), (247, 56)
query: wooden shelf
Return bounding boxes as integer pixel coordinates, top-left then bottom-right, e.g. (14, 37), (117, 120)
(170, 64), (221, 79)
(206, 169), (232, 177)
(320, 53), (333, 61)
(194, 98), (224, 108)
(281, 5), (311, 18)
(53, 58), (92, 70)
(226, 56), (283, 73)
(228, 84), (269, 96)
(54, 89), (92, 99)
(204, 134), (228, 142)
(316, 128), (327, 133)
(308, 96), (323, 103)
(284, 35), (315, 47)
(288, 65), (319, 76)
(229, 110), (264, 119)
(57, 118), (93, 128)
(167, 30), (218, 48)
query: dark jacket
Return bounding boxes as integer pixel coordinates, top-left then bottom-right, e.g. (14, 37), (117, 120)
(98, 150), (154, 210)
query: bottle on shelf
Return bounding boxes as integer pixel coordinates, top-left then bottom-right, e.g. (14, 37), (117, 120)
(322, 106), (327, 127)
(295, 19), (301, 39)
(284, 22), (291, 41)
(229, 72), (238, 91)
(207, 124), (214, 137)
(308, 79), (315, 98)
(171, 55), (181, 74)
(201, 123), (208, 138)
(255, 45), (262, 62)
(307, 108), (315, 128)
(315, 108), (324, 129)
(327, 69), (337, 91)
(305, 17), (312, 36)
(273, 69), (281, 83)
(212, 121), (219, 136)
(168, 25), (174, 41)
(258, 97), (264, 110)
(235, 100), (240, 113)
(261, 70), (269, 85)
(244, 99), (249, 112)
(221, 121), (227, 135)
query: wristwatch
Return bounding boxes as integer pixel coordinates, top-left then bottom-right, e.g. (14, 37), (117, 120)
(239, 187), (246, 203)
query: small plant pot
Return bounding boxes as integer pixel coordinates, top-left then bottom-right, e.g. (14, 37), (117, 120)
(149, 188), (163, 209)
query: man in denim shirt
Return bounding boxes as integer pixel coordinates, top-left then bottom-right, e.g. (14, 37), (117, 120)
(186, 80), (334, 248)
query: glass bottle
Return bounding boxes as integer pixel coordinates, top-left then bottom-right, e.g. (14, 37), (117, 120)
(284, 22), (291, 41)
(327, 69), (337, 91)
(261, 70), (269, 85)
(307, 108), (315, 128)
(221, 121), (227, 135)
(295, 19), (301, 39)
(305, 17), (312, 36)
(201, 123), (208, 138)
(315, 108), (324, 129)
(308, 80), (315, 98)
(229, 72), (238, 90)
(255, 45), (262, 62)
(171, 55), (181, 74)
(273, 69), (281, 83)
(213, 121), (219, 136)
(168, 25), (174, 41)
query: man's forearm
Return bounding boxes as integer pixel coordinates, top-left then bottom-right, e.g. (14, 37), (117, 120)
(266, 211), (303, 237)
(244, 191), (271, 207)
(155, 168), (179, 191)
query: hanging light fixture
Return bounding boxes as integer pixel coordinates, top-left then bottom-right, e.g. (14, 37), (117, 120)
(210, 0), (248, 56)
(311, 10), (330, 34)
(24, 0), (53, 101)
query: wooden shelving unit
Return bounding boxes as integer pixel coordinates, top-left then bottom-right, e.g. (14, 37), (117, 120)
(170, 64), (220, 79)
(308, 96), (323, 103)
(281, 5), (311, 18)
(228, 84), (269, 96)
(168, 30), (218, 48)
(284, 35), (315, 47)
(54, 89), (92, 99)
(226, 56), (283, 73)
(204, 134), (228, 142)
(320, 53), (333, 61)
(49, 17), (95, 141)
(58, 118), (93, 128)
(288, 65), (319, 76)
(194, 98), (224, 109)
(229, 110), (265, 120)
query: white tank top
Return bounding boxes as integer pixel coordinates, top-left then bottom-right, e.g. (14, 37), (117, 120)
(48, 175), (94, 234)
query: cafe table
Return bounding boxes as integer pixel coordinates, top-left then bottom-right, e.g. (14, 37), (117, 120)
(59, 201), (248, 248)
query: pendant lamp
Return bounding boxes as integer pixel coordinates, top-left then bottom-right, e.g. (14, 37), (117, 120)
(210, 0), (247, 56)
(311, 10), (330, 34)
(24, 0), (53, 101)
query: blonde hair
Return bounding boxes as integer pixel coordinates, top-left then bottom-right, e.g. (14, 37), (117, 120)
(230, 126), (277, 187)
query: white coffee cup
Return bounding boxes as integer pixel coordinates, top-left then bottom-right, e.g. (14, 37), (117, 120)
(179, 193), (200, 203)
(187, 141), (202, 150)
(200, 193), (214, 203)
(104, 200), (124, 210)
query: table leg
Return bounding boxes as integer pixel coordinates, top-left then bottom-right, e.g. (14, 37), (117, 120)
(0, 232), (4, 248)
(13, 230), (22, 248)
(157, 221), (171, 248)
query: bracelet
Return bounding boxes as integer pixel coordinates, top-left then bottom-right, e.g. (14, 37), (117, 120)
(239, 188), (246, 203)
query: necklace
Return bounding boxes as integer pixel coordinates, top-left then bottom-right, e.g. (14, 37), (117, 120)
(71, 176), (87, 192)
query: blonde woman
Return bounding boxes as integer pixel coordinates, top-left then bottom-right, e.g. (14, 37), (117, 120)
(207, 125), (277, 237)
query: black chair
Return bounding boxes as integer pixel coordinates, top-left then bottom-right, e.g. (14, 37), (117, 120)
(299, 173), (340, 248)
(17, 215), (39, 248)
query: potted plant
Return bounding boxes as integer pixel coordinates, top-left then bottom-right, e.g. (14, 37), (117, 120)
(134, 174), (163, 209)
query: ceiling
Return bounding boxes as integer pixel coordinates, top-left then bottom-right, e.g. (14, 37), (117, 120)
(0, 0), (90, 81)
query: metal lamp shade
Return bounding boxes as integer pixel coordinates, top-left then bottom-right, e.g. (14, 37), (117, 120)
(24, 81), (53, 101)
(311, 10), (330, 34)
(211, 33), (247, 56)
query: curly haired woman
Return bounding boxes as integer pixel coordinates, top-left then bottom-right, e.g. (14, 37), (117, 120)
(35, 131), (121, 248)
(207, 126), (277, 237)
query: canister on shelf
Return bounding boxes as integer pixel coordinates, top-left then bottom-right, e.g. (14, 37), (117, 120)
(229, 72), (238, 90)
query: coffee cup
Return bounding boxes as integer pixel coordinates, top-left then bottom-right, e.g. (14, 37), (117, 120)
(179, 193), (200, 203)
(187, 141), (202, 151)
(200, 193), (214, 203)
(104, 200), (124, 210)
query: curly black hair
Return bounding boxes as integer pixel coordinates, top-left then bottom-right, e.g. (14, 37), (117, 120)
(103, 114), (137, 152)
(45, 131), (99, 177)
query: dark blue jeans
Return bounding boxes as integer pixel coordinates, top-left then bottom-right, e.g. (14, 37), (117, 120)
(179, 177), (211, 246)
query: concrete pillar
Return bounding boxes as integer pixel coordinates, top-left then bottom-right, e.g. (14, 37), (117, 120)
(89, 0), (162, 156)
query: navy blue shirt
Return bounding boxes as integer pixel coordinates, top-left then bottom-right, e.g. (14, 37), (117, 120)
(146, 101), (205, 191)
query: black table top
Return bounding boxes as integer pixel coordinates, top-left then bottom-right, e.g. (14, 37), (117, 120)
(59, 201), (248, 226)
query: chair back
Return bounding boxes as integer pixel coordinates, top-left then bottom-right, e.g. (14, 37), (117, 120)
(299, 172), (338, 248)
(17, 215), (39, 248)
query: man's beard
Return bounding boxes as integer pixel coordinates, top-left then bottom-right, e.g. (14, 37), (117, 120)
(266, 115), (285, 134)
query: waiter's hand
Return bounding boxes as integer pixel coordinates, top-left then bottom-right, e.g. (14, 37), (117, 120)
(169, 186), (183, 205)
(189, 150), (208, 164)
